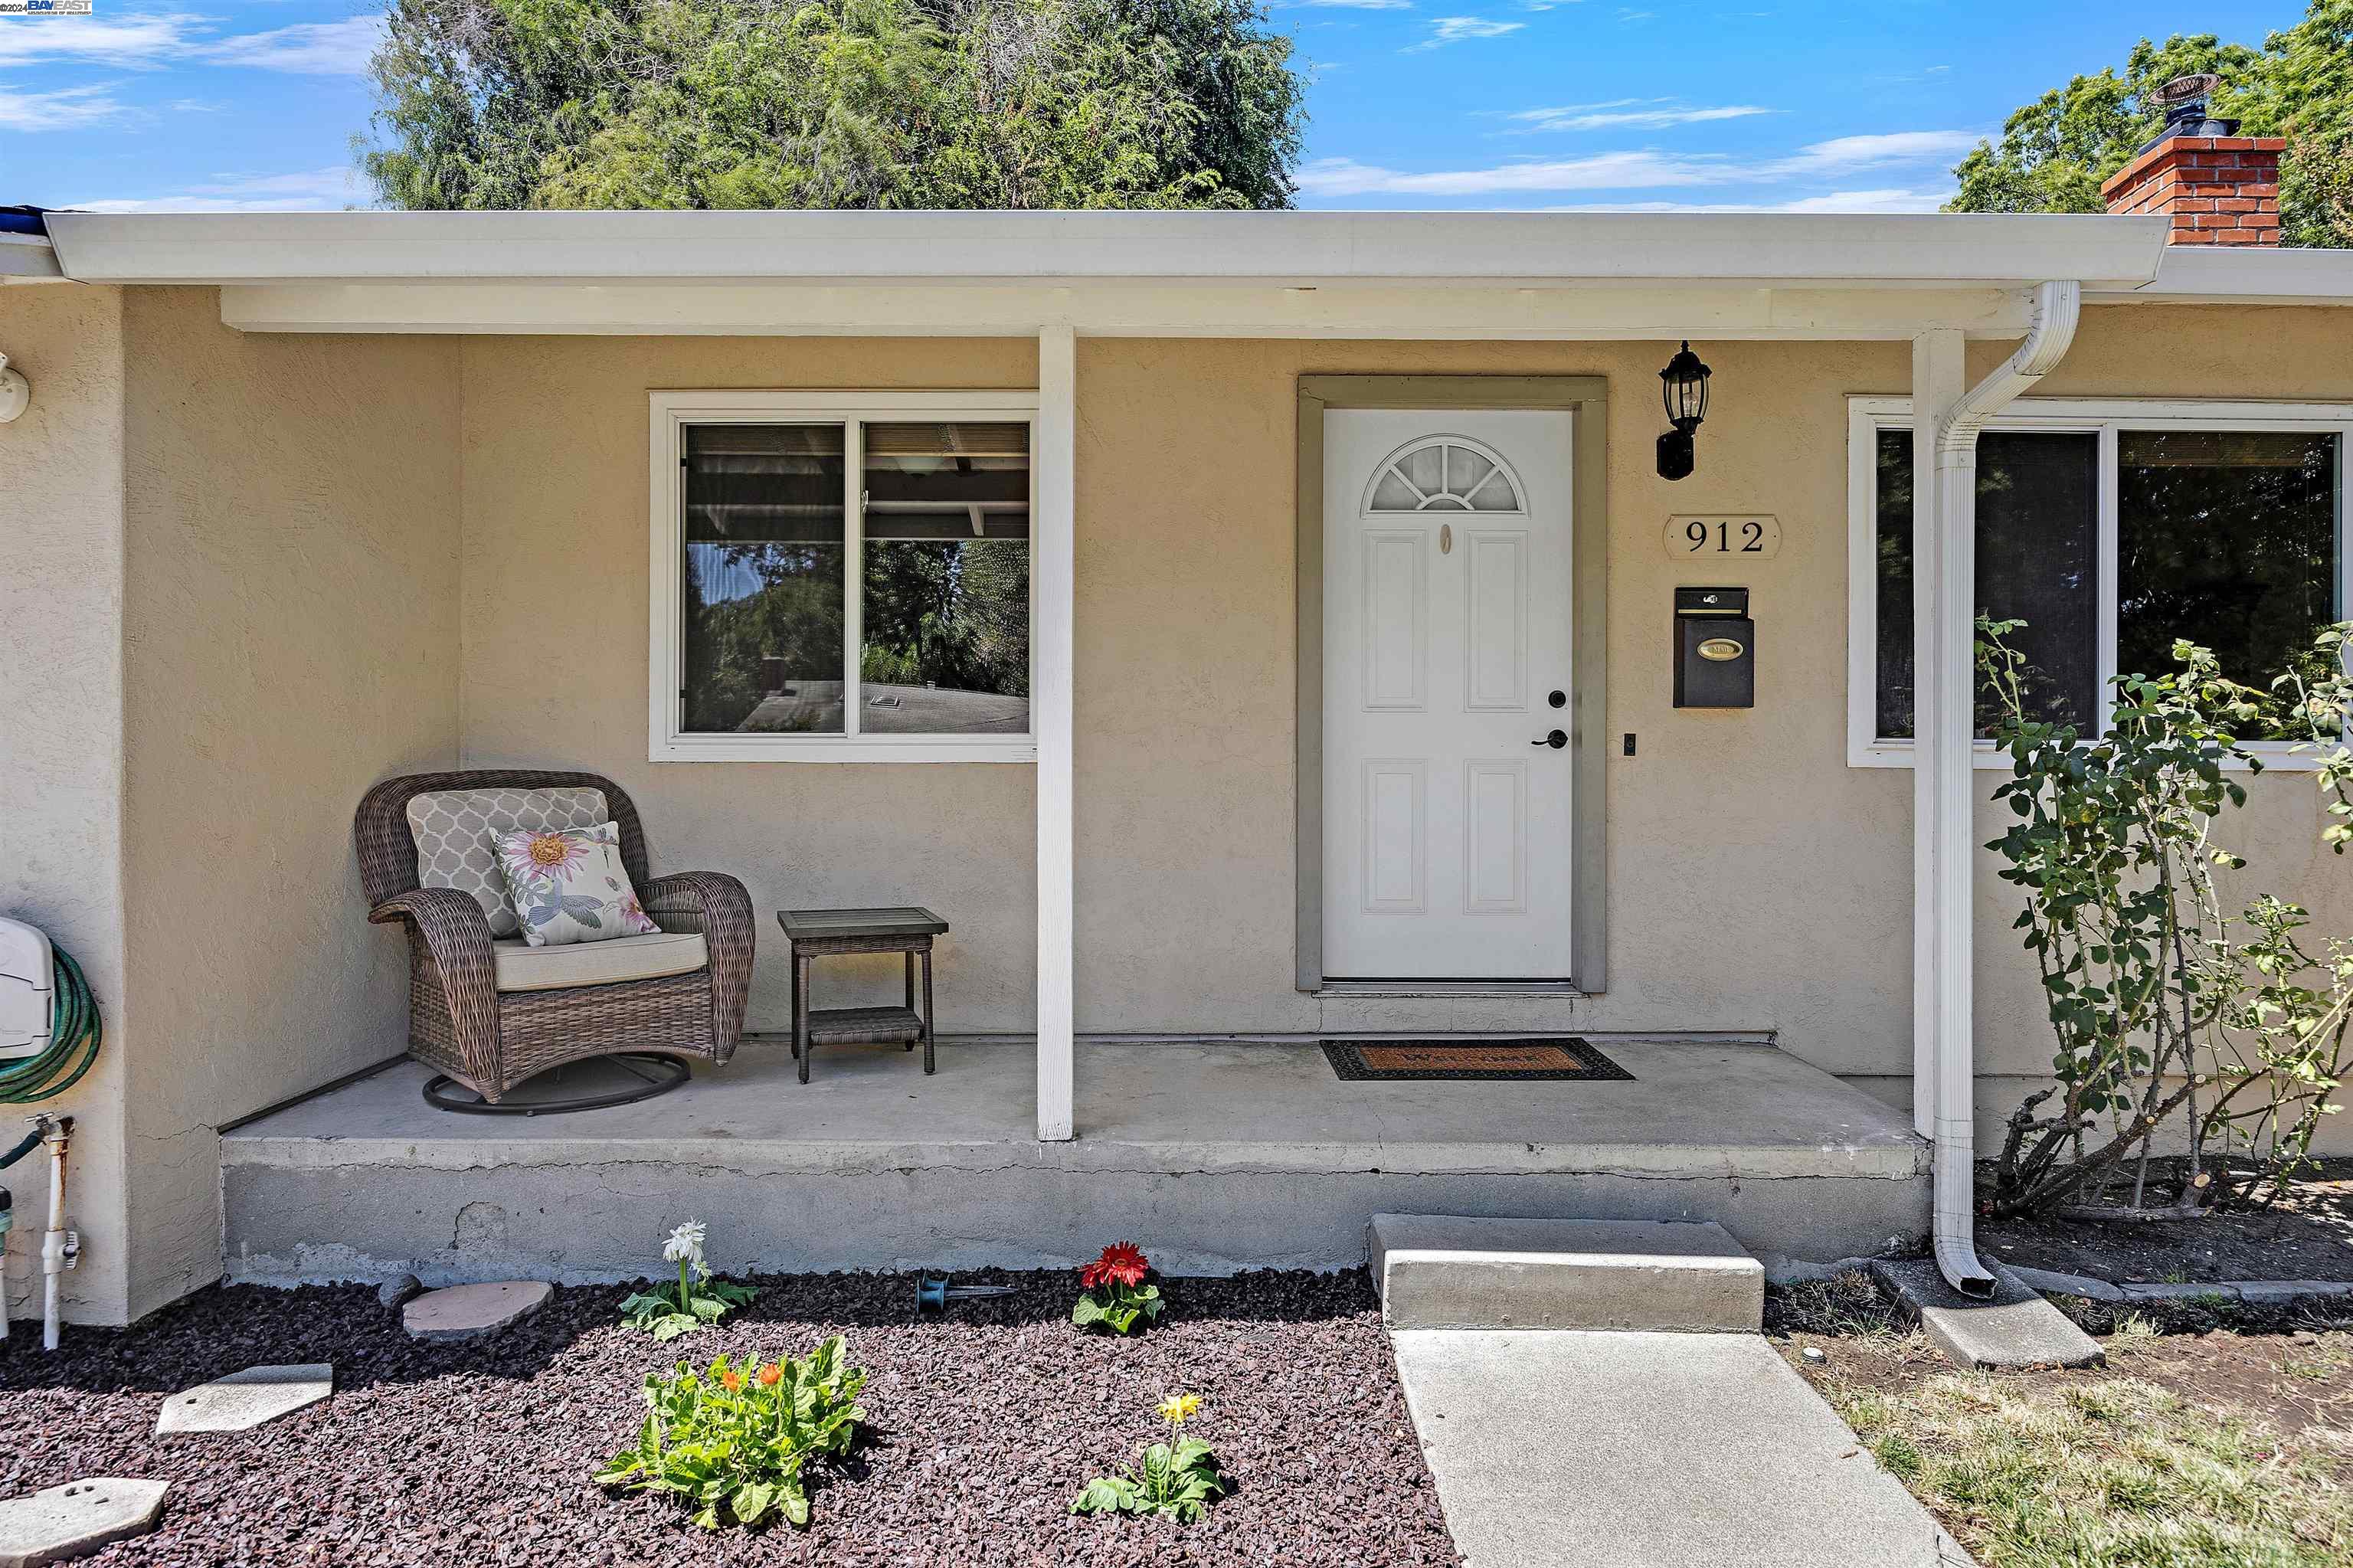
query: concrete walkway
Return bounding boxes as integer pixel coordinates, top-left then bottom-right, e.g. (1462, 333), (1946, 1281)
(1392, 1329), (1973, 1568)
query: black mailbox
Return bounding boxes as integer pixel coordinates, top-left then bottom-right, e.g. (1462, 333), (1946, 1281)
(1674, 586), (1754, 709)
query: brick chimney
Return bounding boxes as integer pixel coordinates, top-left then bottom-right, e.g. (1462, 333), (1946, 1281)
(2099, 74), (2283, 245)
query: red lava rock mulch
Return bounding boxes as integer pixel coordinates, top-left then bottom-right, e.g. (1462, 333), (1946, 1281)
(1, 1267), (1458, 1567)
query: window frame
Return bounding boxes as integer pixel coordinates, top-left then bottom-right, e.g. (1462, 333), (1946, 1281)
(650, 389), (1042, 764)
(1847, 395), (2353, 771)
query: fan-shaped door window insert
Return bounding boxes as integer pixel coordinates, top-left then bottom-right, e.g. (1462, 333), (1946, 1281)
(1364, 436), (1525, 514)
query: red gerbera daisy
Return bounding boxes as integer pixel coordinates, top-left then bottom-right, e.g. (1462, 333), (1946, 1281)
(1078, 1259), (1107, 1290)
(1094, 1241), (1149, 1289)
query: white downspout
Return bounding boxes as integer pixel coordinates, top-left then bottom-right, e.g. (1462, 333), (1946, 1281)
(1925, 279), (2082, 1296)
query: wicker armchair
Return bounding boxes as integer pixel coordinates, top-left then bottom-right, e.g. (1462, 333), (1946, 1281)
(355, 768), (754, 1104)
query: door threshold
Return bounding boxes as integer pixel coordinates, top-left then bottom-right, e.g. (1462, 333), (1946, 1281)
(1316, 978), (1589, 1000)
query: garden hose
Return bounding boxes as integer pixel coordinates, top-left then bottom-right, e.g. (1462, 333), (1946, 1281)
(0, 944), (100, 1106)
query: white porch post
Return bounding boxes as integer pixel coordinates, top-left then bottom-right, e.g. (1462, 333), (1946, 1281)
(1036, 321), (1077, 1141)
(1910, 326), (1984, 1291)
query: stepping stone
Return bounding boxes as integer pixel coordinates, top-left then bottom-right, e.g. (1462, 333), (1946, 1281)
(1370, 1214), (1764, 1332)
(0, 1478), (169, 1566)
(403, 1279), (552, 1341)
(156, 1364), (334, 1435)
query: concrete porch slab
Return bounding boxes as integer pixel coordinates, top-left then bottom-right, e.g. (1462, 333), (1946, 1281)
(222, 1037), (1927, 1285)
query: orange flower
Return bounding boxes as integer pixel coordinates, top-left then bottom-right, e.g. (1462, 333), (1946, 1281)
(758, 1363), (782, 1387)
(721, 1369), (745, 1393)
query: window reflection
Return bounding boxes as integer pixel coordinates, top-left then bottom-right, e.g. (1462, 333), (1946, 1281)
(2119, 430), (2338, 741)
(681, 424), (846, 735)
(859, 423), (1032, 735)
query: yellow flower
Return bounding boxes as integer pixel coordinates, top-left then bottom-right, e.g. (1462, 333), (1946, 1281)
(1157, 1393), (1203, 1423)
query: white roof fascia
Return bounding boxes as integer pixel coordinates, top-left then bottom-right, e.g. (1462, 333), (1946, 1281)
(2090, 243), (2353, 305)
(43, 210), (2170, 290)
(217, 280), (2045, 339)
(0, 234), (61, 281)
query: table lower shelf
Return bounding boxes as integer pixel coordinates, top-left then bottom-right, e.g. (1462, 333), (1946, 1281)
(803, 1005), (926, 1046)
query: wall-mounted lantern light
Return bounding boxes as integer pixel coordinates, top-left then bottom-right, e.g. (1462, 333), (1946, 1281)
(1656, 340), (1710, 481)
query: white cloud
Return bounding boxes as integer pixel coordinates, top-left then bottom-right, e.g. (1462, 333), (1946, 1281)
(1547, 188), (1952, 214)
(0, 81), (135, 130)
(70, 165), (363, 212)
(0, 11), (383, 75)
(200, 16), (385, 74)
(1502, 100), (1775, 133)
(1406, 15), (1525, 49)
(0, 13), (208, 68)
(1294, 130), (1978, 196)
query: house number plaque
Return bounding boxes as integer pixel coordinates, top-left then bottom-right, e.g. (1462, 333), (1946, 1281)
(1666, 514), (1780, 560)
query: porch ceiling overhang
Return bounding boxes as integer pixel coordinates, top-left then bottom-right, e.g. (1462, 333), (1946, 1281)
(26, 208), (2245, 340)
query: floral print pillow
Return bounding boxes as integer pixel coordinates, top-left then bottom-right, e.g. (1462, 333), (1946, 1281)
(491, 821), (661, 948)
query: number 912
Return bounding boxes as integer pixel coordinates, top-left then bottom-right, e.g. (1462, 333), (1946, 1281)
(1684, 519), (1766, 553)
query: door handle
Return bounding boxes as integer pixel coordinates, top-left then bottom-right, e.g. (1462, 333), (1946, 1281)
(1532, 729), (1568, 749)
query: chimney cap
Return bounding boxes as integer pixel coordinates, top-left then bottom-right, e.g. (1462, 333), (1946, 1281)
(2155, 73), (2222, 108)
(2139, 72), (2238, 150)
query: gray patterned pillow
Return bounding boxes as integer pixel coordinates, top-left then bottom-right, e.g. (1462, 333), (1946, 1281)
(407, 787), (610, 938)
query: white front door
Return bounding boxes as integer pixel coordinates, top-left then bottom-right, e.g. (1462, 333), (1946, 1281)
(1322, 408), (1575, 979)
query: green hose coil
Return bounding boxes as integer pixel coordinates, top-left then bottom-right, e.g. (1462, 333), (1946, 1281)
(0, 944), (102, 1105)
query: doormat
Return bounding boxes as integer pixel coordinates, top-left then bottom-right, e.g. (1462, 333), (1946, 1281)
(1320, 1037), (1632, 1082)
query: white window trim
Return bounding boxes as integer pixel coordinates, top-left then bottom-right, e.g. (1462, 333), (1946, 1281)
(1847, 396), (2353, 771)
(650, 389), (1042, 763)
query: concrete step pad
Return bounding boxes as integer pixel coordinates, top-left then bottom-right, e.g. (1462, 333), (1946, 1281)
(1371, 1213), (1763, 1331)
(1392, 1330), (1973, 1567)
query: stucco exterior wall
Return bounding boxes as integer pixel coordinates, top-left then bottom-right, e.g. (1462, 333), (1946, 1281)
(16, 290), (2353, 1324)
(456, 311), (2353, 1129)
(457, 337), (1042, 1033)
(0, 282), (133, 1327)
(116, 288), (463, 1318)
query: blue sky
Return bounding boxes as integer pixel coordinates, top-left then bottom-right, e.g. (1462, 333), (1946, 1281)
(0, 1), (2312, 213)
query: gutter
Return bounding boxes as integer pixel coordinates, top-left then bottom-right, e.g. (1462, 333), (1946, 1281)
(0, 234), (62, 283)
(1927, 278), (2082, 1297)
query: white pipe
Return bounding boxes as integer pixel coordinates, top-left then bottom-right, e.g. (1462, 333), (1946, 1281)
(1925, 280), (2081, 1297)
(38, 1115), (70, 1351)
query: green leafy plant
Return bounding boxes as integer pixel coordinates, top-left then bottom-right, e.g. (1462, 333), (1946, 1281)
(1072, 1393), (1231, 1524)
(1978, 617), (2352, 1217)
(1071, 1241), (1162, 1334)
(595, 1338), (867, 1529)
(620, 1219), (758, 1339)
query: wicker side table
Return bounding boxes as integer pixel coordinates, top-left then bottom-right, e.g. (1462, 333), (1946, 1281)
(777, 906), (948, 1084)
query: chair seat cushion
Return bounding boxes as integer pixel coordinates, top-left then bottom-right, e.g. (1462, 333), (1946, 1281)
(493, 931), (709, 993)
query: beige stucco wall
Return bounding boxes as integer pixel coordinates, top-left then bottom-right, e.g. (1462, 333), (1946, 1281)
(116, 289), (463, 1318)
(0, 282), (133, 1326)
(14, 287), (2353, 1324)
(452, 311), (2353, 1128)
(457, 337), (1042, 1033)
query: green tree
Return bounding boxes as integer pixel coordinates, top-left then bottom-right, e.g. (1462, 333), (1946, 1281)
(1945, 0), (2353, 247)
(362, 0), (1305, 211)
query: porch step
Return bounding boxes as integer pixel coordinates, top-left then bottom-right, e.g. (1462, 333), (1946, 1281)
(1370, 1213), (1764, 1332)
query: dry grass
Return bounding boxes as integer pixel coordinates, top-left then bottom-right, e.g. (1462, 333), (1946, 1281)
(1818, 1367), (2353, 1568)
